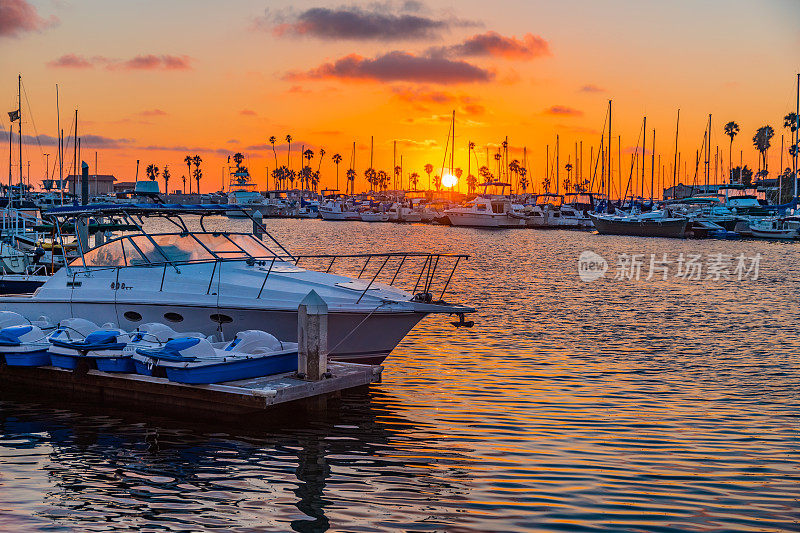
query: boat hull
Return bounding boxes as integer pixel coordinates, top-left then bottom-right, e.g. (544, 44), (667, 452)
(95, 357), (136, 373)
(446, 212), (526, 228)
(3, 349), (50, 367)
(591, 215), (688, 238)
(163, 351), (298, 384)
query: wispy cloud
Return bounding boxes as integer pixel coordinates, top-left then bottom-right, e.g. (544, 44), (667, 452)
(240, 109), (257, 116)
(139, 109), (168, 117)
(544, 105), (583, 117)
(579, 84), (605, 93)
(48, 54), (192, 70)
(288, 51), (494, 84)
(394, 138), (440, 150)
(8, 132), (134, 149)
(432, 31), (550, 60)
(0, 0), (58, 38)
(258, 4), (477, 41)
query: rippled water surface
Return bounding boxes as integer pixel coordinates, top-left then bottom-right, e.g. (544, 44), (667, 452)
(2, 218), (799, 532)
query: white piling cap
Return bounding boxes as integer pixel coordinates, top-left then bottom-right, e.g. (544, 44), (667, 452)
(299, 290), (328, 315)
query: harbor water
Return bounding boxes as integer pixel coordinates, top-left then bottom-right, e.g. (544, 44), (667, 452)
(1, 218), (798, 532)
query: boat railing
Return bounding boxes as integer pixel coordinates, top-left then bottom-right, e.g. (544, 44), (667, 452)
(73, 251), (469, 304)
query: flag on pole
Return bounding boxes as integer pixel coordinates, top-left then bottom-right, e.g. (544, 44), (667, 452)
(8, 109), (20, 122)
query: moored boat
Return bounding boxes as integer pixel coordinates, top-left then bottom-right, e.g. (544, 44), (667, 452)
(590, 210), (688, 238)
(133, 330), (298, 384)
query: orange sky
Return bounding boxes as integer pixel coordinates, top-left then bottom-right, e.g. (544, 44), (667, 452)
(1, 0), (799, 197)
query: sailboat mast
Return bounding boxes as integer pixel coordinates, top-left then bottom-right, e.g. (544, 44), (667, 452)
(56, 84), (62, 204)
(18, 74), (22, 202)
(794, 73), (799, 199)
(641, 116), (647, 200)
(650, 129), (656, 203)
(607, 100), (612, 201)
(673, 109), (680, 195)
(556, 135), (560, 195)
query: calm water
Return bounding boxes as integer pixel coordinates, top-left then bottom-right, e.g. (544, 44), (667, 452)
(1, 219), (799, 532)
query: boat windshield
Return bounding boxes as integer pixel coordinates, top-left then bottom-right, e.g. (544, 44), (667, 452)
(72, 232), (278, 267)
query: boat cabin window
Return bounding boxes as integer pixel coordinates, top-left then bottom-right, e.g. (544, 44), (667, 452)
(476, 204), (487, 211)
(80, 239), (126, 267)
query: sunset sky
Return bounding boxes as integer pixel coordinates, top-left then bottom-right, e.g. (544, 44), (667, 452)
(1, 0), (799, 195)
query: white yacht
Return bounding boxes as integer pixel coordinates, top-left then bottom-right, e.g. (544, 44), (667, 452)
(0, 205), (474, 364)
(446, 196), (526, 228)
(387, 202), (422, 223)
(319, 199), (360, 221)
(226, 169), (267, 218)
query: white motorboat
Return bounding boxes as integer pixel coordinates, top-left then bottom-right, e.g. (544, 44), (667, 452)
(0, 204), (473, 364)
(387, 203), (422, 223)
(445, 196), (526, 228)
(319, 200), (360, 221)
(226, 168), (268, 218)
(748, 218), (799, 240)
(360, 211), (390, 222)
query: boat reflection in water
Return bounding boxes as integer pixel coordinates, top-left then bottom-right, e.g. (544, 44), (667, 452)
(0, 205), (474, 364)
(0, 390), (471, 532)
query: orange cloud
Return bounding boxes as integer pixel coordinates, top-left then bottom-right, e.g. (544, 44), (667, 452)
(47, 54), (192, 70)
(289, 51), (494, 84)
(436, 31), (550, 60)
(544, 105), (583, 117)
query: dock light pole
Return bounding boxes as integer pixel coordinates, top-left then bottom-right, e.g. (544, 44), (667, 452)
(298, 290), (328, 381)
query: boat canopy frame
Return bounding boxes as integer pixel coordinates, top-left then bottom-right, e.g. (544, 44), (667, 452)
(42, 204), (471, 305)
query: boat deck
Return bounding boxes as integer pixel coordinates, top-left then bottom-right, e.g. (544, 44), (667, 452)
(0, 362), (383, 417)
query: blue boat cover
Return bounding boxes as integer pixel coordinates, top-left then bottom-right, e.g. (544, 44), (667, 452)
(50, 330), (126, 352)
(0, 325), (33, 346)
(136, 337), (201, 362)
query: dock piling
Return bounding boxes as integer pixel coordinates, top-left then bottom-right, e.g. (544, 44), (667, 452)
(297, 290), (328, 381)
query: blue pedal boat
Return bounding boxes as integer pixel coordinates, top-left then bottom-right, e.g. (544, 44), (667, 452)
(0, 325), (52, 367)
(49, 329), (130, 370)
(134, 330), (298, 384)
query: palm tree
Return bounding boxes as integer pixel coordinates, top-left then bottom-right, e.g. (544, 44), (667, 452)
(232, 152), (245, 170)
(317, 148), (326, 172)
(423, 163), (433, 190)
(784, 112), (799, 134)
(509, 159), (520, 192)
(287, 168), (296, 189)
(543, 176), (551, 193)
(393, 165), (402, 190)
(519, 168), (528, 192)
(300, 166), (312, 190)
(752, 126), (775, 175)
(433, 174), (442, 191)
(269, 136), (277, 175)
(311, 170), (320, 192)
(146, 164), (159, 181)
(377, 170), (388, 191)
(410, 172), (419, 191)
(181, 175), (186, 193)
(192, 166), (202, 194)
(332, 153), (342, 191)
(724, 121), (740, 182)
(192, 154), (202, 194)
(162, 165), (170, 194)
(493, 152), (502, 178)
(303, 148), (314, 168)
(285, 135), (292, 169)
(346, 168), (356, 195)
(466, 174), (477, 194)
(184, 155), (193, 194)
(364, 167), (376, 191)
(565, 162), (573, 185)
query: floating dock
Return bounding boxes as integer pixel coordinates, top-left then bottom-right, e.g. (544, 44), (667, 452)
(0, 362), (383, 417)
